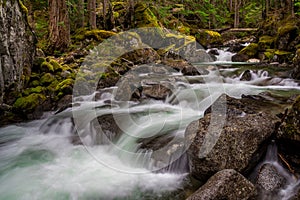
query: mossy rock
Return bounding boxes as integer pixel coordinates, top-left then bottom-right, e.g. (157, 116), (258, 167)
(195, 30), (222, 48)
(55, 79), (74, 95)
(40, 61), (54, 73)
(13, 93), (46, 113)
(40, 73), (56, 86)
(75, 29), (116, 42)
(23, 86), (44, 96)
(278, 23), (299, 37)
(49, 59), (63, 72)
(274, 50), (293, 63)
(258, 36), (275, 50)
(278, 95), (300, 141)
(240, 43), (259, 57)
(30, 80), (40, 87)
(263, 49), (275, 60)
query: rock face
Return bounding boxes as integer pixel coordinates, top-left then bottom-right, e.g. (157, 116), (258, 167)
(186, 95), (276, 181)
(0, 0), (36, 104)
(186, 169), (256, 200)
(278, 95), (300, 142)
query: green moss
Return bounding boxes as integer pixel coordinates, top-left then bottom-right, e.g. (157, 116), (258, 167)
(18, 0), (28, 19)
(278, 23), (299, 37)
(41, 61), (54, 73)
(49, 59), (63, 72)
(240, 43), (259, 57)
(13, 93), (46, 112)
(30, 80), (40, 87)
(23, 86), (44, 96)
(75, 29), (116, 42)
(258, 36), (275, 50)
(46, 79), (59, 92)
(40, 73), (56, 86)
(264, 49), (275, 60)
(55, 79), (74, 95)
(274, 50), (292, 55)
(195, 30), (222, 47)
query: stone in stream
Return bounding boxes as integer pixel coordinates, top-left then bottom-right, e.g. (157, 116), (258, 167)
(186, 95), (277, 182)
(186, 169), (256, 200)
(240, 70), (252, 81)
(255, 163), (287, 199)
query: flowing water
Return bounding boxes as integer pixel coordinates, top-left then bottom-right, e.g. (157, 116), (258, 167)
(1, 49), (300, 199)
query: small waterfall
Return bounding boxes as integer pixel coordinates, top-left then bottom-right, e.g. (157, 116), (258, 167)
(253, 141), (300, 200)
(215, 49), (235, 62)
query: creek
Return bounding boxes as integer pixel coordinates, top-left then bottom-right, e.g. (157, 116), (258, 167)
(0, 49), (300, 200)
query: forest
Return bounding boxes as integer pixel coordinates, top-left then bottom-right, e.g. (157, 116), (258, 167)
(0, 0), (300, 199)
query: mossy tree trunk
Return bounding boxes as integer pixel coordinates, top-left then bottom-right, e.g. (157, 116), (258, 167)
(48, 0), (70, 53)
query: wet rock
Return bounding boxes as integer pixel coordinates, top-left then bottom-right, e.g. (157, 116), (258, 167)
(95, 114), (121, 144)
(207, 48), (219, 56)
(256, 163), (287, 197)
(186, 95), (276, 181)
(232, 53), (249, 62)
(142, 84), (171, 100)
(228, 43), (245, 52)
(232, 43), (259, 62)
(121, 48), (160, 65)
(114, 64), (186, 101)
(186, 169), (256, 200)
(240, 70), (252, 81)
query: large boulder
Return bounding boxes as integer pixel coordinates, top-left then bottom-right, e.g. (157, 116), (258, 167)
(232, 43), (259, 62)
(186, 95), (277, 181)
(0, 0), (36, 104)
(277, 95), (300, 173)
(278, 95), (300, 141)
(186, 169), (256, 200)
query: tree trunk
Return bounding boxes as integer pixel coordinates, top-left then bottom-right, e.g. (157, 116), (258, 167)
(48, 0), (70, 52)
(103, 0), (107, 29)
(88, 0), (97, 29)
(78, 0), (85, 28)
(234, 0), (240, 28)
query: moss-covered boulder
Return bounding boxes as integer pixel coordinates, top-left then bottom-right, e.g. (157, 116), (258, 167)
(13, 93), (46, 113)
(274, 50), (293, 63)
(23, 86), (44, 96)
(75, 29), (116, 42)
(194, 29), (222, 48)
(258, 35), (275, 51)
(263, 49), (276, 61)
(55, 79), (74, 96)
(232, 43), (259, 62)
(40, 73), (56, 86)
(40, 61), (54, 73)
(276, 22), (299, 51)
